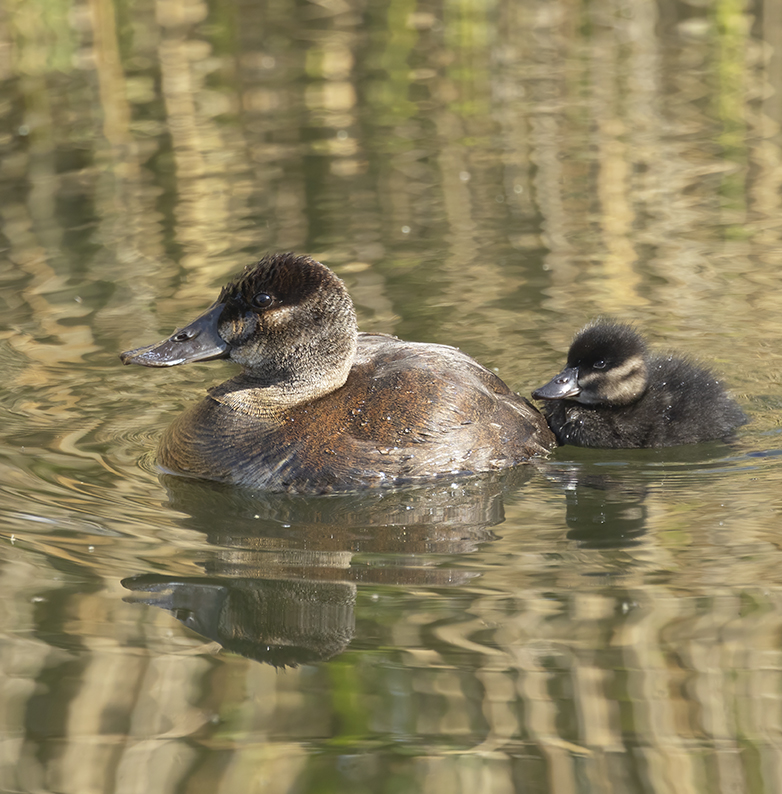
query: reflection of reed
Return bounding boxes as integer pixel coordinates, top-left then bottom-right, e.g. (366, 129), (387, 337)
(3, 0), (781, 376)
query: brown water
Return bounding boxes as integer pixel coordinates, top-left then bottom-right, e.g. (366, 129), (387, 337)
(1, 0), (782, 792)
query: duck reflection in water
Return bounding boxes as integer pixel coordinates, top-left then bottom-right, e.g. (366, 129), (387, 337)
(545, 463), (650, 550)
(123, 574), (357, 668)
(120, 253), (554, 493)
(123, 470), (524, 667)
(541, 441), (742, 552)
(122, 448), (739, 663)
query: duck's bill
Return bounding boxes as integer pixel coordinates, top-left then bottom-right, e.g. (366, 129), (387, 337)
(531, 367), (581, 400)
(120, 302), (229, 367)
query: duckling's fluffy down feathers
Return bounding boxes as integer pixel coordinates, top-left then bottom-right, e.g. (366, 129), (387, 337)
(533, 322), (748, 448)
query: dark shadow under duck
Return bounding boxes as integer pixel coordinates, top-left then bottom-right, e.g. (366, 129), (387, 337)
(531, 321), (748, 448)
(121, 253), (555, 492)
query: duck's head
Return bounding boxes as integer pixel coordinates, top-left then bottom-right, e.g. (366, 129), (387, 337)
(120, 253), (358, 402)
(532, 322), (649, 406)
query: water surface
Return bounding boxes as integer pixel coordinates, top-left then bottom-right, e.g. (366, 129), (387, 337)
(1, 0), (782, 792)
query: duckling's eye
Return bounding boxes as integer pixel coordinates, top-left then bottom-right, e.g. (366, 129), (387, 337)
(251, 292), (274, 310)
(593, 360), (607, 369)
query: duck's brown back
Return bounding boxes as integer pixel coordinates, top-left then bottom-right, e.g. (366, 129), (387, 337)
(159, 333), (554, 492)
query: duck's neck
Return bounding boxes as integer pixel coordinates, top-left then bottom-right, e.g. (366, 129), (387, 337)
(208, 338), (357, 419)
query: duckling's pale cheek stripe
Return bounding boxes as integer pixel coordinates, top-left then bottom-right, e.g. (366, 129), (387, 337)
(577, 354), (647, 404)
(603, 355), (648, 403)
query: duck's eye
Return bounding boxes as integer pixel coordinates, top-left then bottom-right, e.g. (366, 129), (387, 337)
(251, 292), (274, 309)
(593, 360), (607, 369)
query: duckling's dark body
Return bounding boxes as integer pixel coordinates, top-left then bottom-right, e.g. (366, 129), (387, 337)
(532, 322), (747, 449)
(122, 254), (554, 493)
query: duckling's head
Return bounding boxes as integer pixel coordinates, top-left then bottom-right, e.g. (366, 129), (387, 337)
(533, 322), (649, 406)
(121, 253), (358, 404)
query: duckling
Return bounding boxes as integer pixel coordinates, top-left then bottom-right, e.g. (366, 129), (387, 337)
(531, 321), (747, 448)
(121, 253), (555, 492)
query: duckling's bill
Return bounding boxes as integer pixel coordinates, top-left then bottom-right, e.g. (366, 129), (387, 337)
(120, 302), (229, 368)
(531, 367), (581, 401)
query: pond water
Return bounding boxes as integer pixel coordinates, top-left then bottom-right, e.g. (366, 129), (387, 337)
(2, 0), (782, 792)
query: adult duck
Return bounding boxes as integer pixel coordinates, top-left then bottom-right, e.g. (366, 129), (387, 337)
(122, 253), (555, 492)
